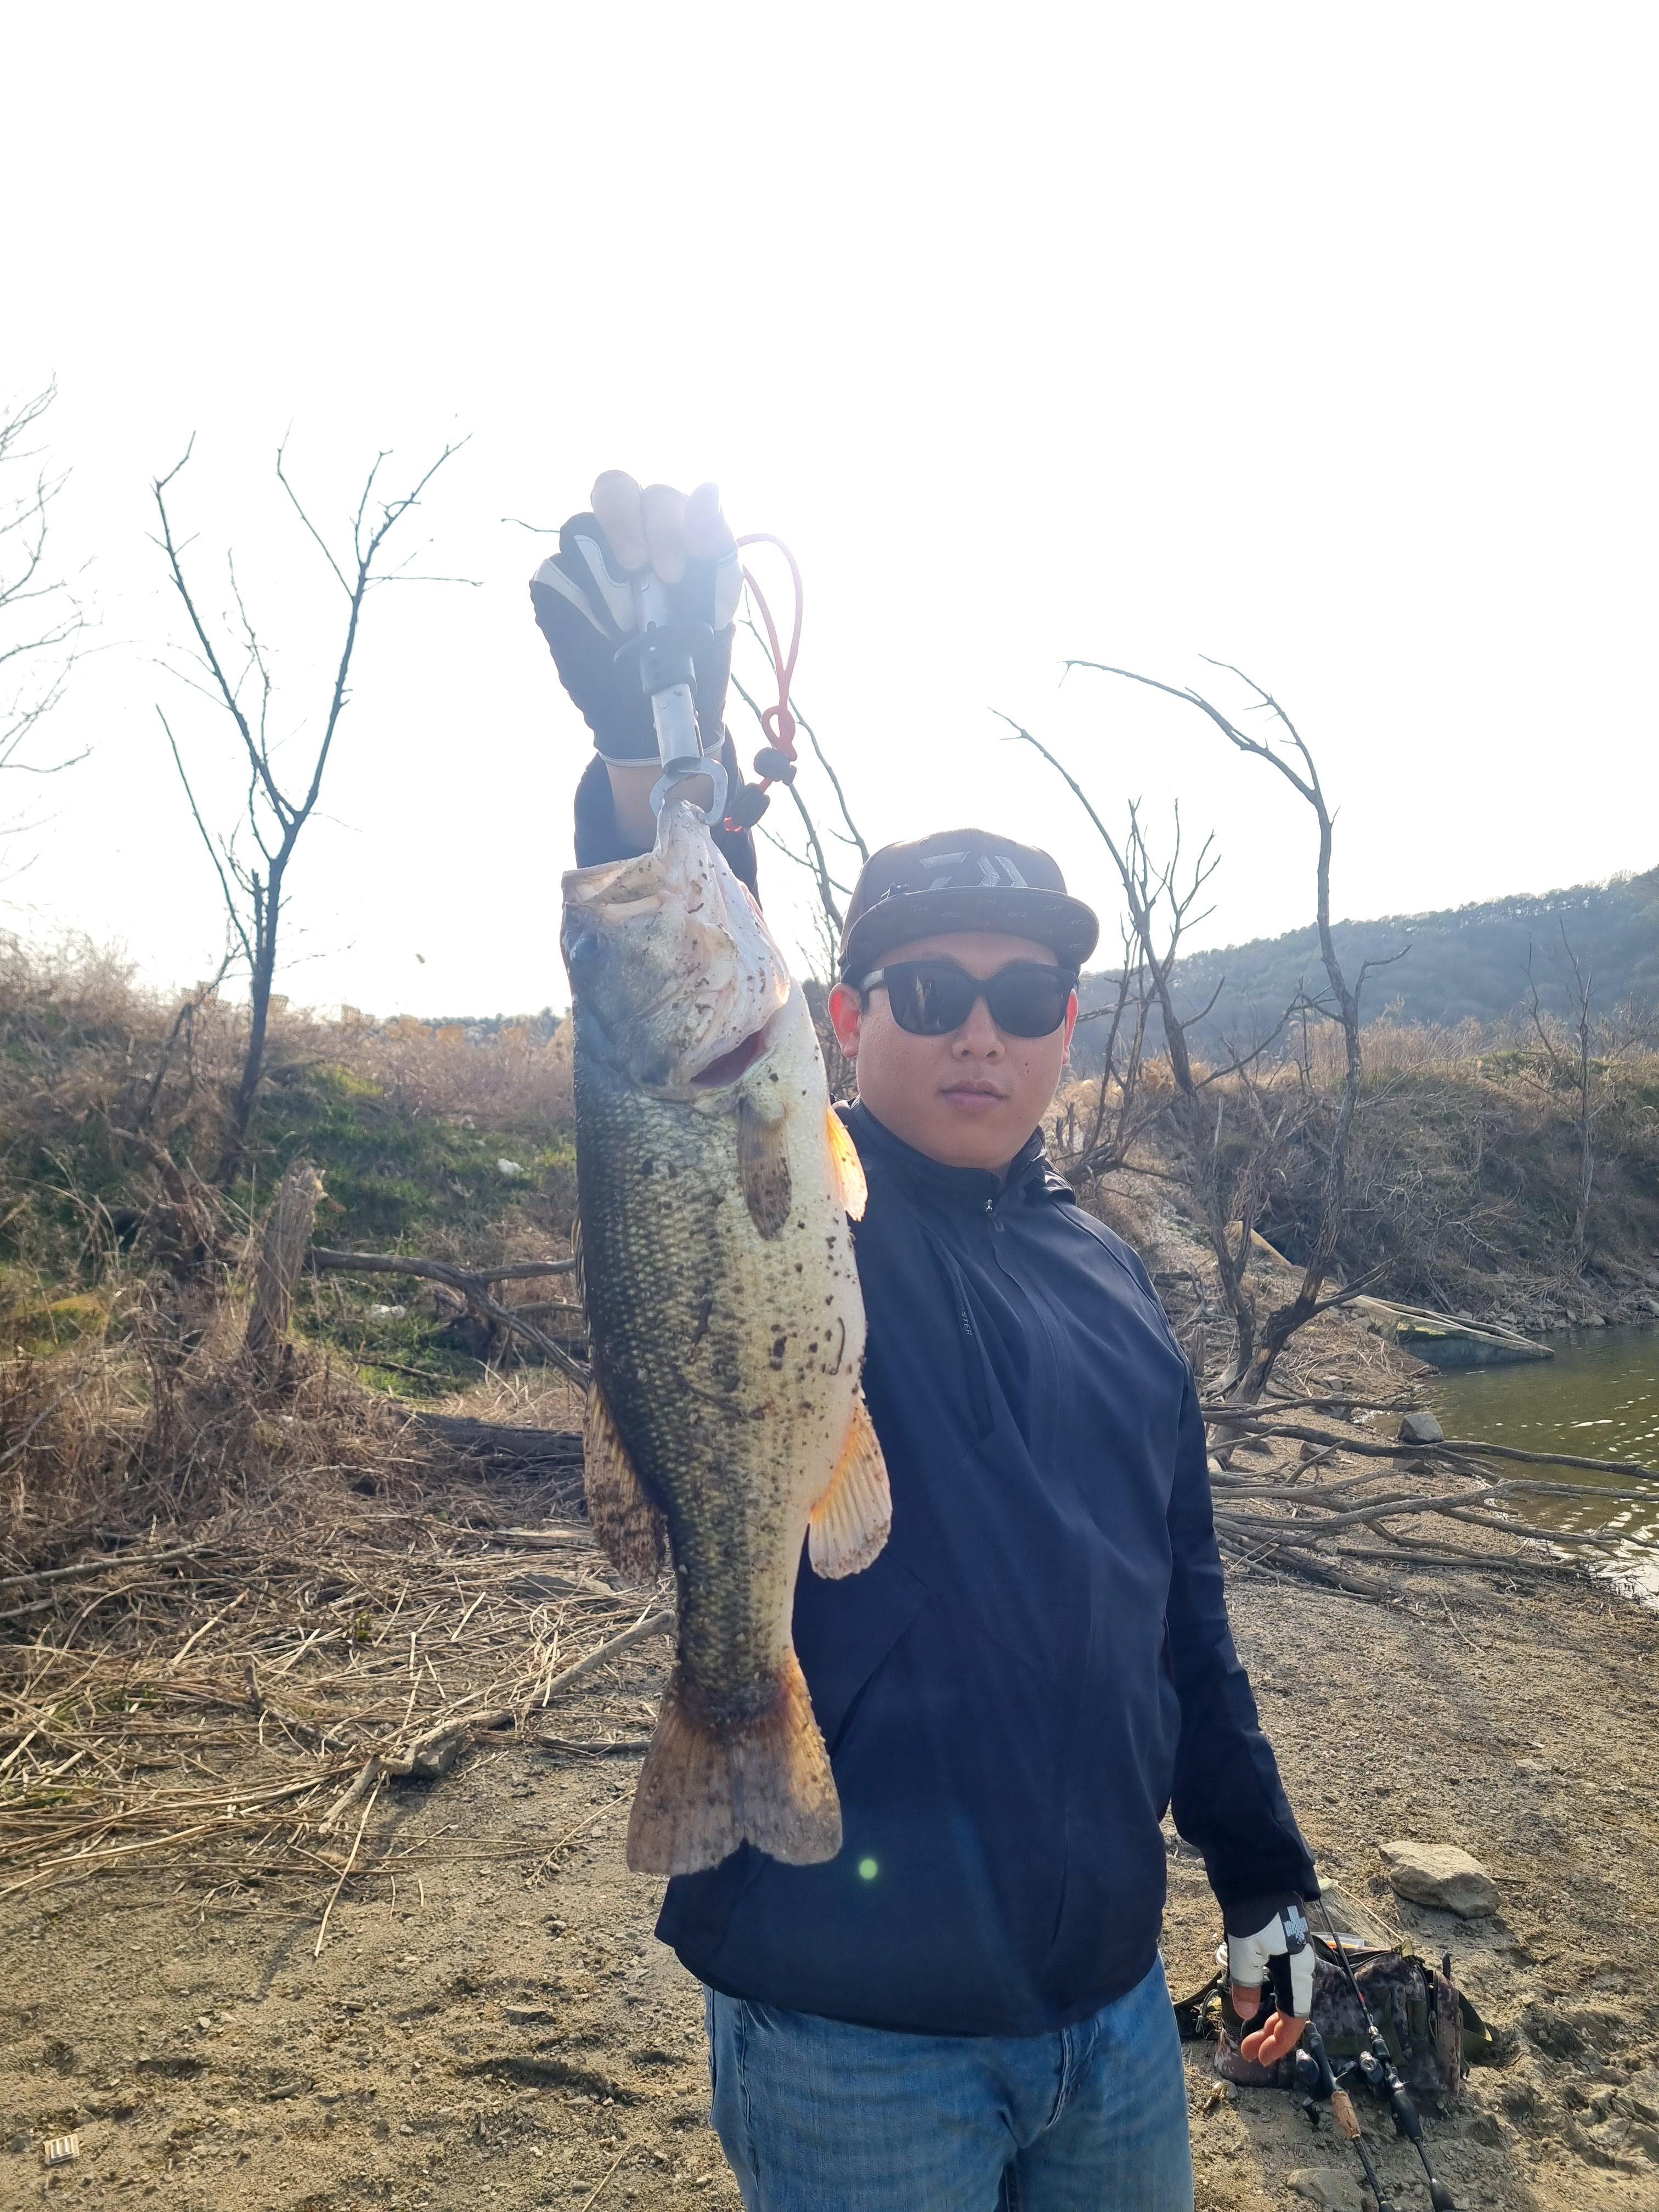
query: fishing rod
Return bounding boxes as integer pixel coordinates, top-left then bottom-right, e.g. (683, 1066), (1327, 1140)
(1293, 2023), (1398, 2212)
(1308, 1894), (1459, 2211)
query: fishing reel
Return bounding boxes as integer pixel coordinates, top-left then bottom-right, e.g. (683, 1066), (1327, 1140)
(1292, 2026), (1400, 2212)
(1306, 1898), (1460, 2212)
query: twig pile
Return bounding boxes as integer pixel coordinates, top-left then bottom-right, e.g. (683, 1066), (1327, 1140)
(0, 1453), (668, 1908)
(1203, 1393), (1658, 1602)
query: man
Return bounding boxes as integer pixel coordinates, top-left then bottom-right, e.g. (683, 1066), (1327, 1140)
(532, 474), (1317, 2212)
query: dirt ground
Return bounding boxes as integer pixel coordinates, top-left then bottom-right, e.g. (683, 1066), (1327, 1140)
(3, 1504), (1658, 2210)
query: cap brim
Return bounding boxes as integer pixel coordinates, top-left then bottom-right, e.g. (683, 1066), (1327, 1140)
(840, 885), (1099, 981)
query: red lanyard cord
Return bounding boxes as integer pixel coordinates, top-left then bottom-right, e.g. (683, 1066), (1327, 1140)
(733, 533), (804, 790)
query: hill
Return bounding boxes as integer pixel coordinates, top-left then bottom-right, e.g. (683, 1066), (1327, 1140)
(1079, 864), (1659, 1053)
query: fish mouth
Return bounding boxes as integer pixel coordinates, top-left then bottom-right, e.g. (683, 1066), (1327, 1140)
(690, 1009), (781, 1091)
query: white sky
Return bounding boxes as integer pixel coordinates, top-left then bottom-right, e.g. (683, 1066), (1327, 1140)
(5, 3), (1656, 1016)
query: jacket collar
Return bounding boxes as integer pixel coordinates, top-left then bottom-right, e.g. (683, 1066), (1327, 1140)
(841, 1101), (1066, 1210)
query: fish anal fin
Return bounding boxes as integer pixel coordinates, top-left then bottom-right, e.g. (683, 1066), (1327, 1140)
(826, 1107), (867, 1220)
(582, 1385), (668, 1585)
(626, 1654), (841, 1875)
(738, 1098), (792, 1238)
(808, 1395), (891, 1579)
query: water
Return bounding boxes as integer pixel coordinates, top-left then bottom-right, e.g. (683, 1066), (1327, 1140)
(1430, 1325), (1659, 1601)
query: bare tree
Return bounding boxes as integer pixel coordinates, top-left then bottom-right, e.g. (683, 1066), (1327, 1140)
(0, 379), (88, 828)
(998, 714), (1295, 1381)
(1013, 663), (1400, 1400)
(1523, 922), (1653, 1269)
(1050, 922), (1155, 1185)
(153, 433), (464, 1183)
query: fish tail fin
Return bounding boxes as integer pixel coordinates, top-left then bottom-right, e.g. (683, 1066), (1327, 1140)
(625, 1653), (841, 1876)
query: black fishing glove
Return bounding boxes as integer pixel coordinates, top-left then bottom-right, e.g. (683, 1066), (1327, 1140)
(529, 512), (742, 764)
(1224, 1892), (1314, 2025)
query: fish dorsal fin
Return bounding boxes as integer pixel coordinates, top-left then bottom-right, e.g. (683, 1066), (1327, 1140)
(583, 1384), (668, 1585)
(808, 1395), (891, 1579)
(826, 1108), (867, 1221)
(738, 1098), (793, 1238)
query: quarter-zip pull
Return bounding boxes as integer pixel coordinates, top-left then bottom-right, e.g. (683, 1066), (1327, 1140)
(985, 1197), (1003, 1233)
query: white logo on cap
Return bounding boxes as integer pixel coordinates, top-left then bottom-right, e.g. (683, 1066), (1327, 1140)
(919, 851), (1031, 891)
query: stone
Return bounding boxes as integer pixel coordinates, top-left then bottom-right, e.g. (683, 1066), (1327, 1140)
(1380, 1839), (1498, 1917)
(1287, 2169), (1364, 2211)
(1398, 1410), (1444, 1446)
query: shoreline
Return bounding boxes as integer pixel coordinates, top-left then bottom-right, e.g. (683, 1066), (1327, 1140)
(2, 1426), (1656, 2209)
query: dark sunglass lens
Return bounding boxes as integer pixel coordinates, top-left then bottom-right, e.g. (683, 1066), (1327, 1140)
(887, 963), (977, 1035)
(984, 967), (1074, 1036)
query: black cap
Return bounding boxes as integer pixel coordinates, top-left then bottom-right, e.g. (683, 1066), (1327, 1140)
(839, 827), (1099, 983)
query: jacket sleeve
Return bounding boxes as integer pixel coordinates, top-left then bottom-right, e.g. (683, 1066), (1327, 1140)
(1164, 1373), (1318, 1908)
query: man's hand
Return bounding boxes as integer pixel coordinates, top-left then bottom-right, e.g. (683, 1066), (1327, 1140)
(589, 472), (736, 588)
(528, 471), (741, 768)
(1225, 1895), (1313, 2065)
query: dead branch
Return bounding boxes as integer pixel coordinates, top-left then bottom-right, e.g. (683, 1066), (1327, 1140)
(0, 379), (89, 813)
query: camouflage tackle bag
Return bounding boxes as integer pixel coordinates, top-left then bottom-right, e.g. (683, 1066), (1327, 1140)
(1173, 1934), (1491, 2112)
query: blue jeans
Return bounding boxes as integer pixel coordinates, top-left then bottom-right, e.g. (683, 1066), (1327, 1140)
(704, 1956), (1194, 2211)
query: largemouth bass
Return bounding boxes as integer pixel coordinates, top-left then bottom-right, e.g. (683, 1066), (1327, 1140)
(562, 801), (890, 1876)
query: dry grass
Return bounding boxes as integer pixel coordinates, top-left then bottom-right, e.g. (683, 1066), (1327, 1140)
(354, 1014), (573, 1127)
(0, 1435), (668, 1911)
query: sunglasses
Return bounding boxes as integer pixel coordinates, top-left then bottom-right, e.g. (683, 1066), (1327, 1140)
(859, 958), (1077, 1039)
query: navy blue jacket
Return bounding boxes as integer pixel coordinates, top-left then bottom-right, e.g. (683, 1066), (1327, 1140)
(657, 1102), (1316, 2038)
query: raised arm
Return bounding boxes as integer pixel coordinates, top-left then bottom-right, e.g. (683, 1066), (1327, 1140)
(529, 471), (763, 886)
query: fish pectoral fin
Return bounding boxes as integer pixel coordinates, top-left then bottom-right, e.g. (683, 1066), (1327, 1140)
(582, 1385), (668, 1586)
(825, 1107), (867, 1220)
(737, 1098), (793, 1238)
(808, 1395), (892, 1579)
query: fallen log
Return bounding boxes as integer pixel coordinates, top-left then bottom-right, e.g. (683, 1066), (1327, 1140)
(309, 1245), (589, 1389)
(1202, 1410), (1658, 1480)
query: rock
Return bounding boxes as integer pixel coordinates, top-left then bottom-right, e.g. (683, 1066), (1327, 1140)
(1380, 1839), (1498, 1917)
(1628, 2067), (1659, 2123)
(1288, 2169), (1364, 2211)
(1398, 1410), (1444, 1446)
